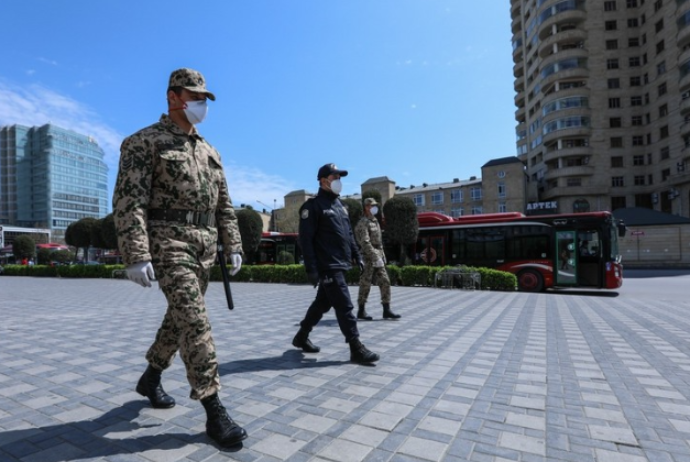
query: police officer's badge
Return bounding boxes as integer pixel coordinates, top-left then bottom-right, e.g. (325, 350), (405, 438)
(301, 209), (309, 219)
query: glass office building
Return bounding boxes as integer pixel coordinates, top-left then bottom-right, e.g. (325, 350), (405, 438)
(0, 123), (109, 241)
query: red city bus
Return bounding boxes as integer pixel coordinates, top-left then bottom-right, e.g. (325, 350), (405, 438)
(411, 211), (626, 292)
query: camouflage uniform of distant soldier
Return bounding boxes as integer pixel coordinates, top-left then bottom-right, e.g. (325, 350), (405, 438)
(112, 68), (247, 448)
(355, 198), (401, 320)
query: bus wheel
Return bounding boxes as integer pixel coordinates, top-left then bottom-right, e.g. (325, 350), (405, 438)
(518, 269), (544, 292)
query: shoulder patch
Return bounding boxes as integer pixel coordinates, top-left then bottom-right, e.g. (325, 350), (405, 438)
(301, 209), (309, 219)
(121, 155), (133, 171)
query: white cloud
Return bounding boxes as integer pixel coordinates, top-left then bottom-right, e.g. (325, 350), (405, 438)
(0, 81), (297, 209)
(38, 57), (58, 66)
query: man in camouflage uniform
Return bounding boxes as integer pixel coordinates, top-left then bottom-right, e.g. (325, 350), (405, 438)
(355, 198), (401, 320)
(112, 68), (247, 448)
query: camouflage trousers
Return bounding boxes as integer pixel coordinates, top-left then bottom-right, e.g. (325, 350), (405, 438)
(357, 263), (391, 306)
(145, 225), (220, 401)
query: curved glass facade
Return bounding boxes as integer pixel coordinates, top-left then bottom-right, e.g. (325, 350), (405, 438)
(541, 57), (587, 79)
(542, 96), (589, 115)
(543, 116), (590, 134)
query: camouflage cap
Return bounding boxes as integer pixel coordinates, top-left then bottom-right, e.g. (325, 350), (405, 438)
(363, 197), (378, 206)
(168, 68), (216, 101)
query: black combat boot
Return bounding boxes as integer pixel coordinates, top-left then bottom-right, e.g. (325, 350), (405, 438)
(136, 364), (176, 409)
(292, 327), (320, 353)
(201, 393), (248, 447)
(357, 304), (373, 321)
(382, 303), (401, 319)
(349, 337), (380, 364)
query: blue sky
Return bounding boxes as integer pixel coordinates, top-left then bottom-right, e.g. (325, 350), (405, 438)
(0, 1), (516, 212)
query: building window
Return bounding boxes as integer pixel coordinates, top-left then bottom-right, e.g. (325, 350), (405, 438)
(498, 202), (507, 213)
(632, 135), (644, 146)
(606, 39), (618, 50)
(431, 191), (444, 205)
(655, 19), (664, 33)
(471, 206), (483, 215)
(630, 76), (641, 86)
(660, 146), (670, 159)
(567, 178), (582, 187)
(498, 181), (506, 198)
(659, 104), (668, 117)
(660, 125), (669, 139)
(611, 137), (624, 148)
(648, 174), (653, 185)
(632, 115), (643, 126)
(634, 175), (646, 185)
(656, 40), (665, 54)
(413, 194), (425, 206)
(608, 78), (620, 89)
(606, 20), (618, 30)
(611, 196), (627, 210)
(658, 82), (667, 96)
(612, 176), (625, 187)
(662, 168), (671, 181)
(611, 156), (624, 167)
(605, 1), (617, 10)
(470, 187), (482, 201)
(607, 59), (620, 69)
(450, 208), (463, 217)
(609, 98), (621, 108)
(654, 0), (662, 12)
(631, 96), (642, 106)
(450, 189), (463, 203)
(629, 56), (641, 67)
(629, 37), (640, 47)
(657, 61), (666, 75)
(633, 155), (645, 165)
(628, 18), (639, 28)
(627, 0), (637, 7)
(610, 117), (622, 128)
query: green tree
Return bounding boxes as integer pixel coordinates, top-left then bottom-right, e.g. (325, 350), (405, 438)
(13, 235), (36, 261)
(382, 196), (418, 266)
(341, 198), (363, 229)
(65, 217), (97, 262)
(51, 249), (73, 264)
(37, 247), (52, 265)
(101, 213), (119, 250)
(90, 218), (107, 250)
(236, 208), (264, 263)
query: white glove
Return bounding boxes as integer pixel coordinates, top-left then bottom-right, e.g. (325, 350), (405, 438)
(229, 253), (242, 276)
(126, 261), (155, 288)
(374, 258), (385, 268)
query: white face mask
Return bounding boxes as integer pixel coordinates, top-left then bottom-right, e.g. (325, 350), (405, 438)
(183, 100), (208, 124)
(329, 179), (342, 195)
(370, 206), (379, 215)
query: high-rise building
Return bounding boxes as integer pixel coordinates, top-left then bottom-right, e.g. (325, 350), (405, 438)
(0, 123), (109, 241)
(511, 0), (690, 217)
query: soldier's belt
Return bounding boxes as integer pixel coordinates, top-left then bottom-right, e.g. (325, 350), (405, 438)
(148, 209), (216, 227)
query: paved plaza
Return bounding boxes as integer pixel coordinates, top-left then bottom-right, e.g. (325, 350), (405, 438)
(2, 275), (690, 462)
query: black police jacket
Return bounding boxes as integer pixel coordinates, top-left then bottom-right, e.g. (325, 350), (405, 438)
(299, 188), (362, 275)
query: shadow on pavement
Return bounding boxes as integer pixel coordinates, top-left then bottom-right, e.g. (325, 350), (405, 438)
(0, 400), (237, 461)
(219, 349), (347, 376)
(546, 289), (620, 297)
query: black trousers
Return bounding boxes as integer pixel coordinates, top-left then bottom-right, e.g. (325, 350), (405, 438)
(300, 270), (359, 343)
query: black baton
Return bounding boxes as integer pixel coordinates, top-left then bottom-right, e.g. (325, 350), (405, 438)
(217, 242), (234, 310)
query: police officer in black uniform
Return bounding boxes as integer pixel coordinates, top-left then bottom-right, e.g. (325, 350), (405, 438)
(292, 163), (380, 364)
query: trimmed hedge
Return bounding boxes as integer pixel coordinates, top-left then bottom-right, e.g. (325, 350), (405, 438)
(1, 263), (516, 291)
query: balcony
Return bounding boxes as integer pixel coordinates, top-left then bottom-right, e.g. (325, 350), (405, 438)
(542, 126), (591, 146)
(542, 107), (591, 127)
(514, 61), (525, 78)
(539, 68), (590, 95)
(543, 146), (592, 163)
(541, 87), (590, 109)
(514, 75), (525, 92)
(538, 10), (586, 41)
(681, 96), (690, 115)
(512, 15), (522, 34)
(538, 29), (587, 59)
(678, 21), (690, 51)
(515, 105), (526, 121)
(544, 165), (594, 181)
(540, 48), (588, 73)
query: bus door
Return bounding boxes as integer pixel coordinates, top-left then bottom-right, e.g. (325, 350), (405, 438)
(417, 235), (445, 266)
(555, 230), (577, 285)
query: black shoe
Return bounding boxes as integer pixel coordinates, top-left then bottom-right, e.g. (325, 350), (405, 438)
(136, 364), (176, 409)
(349, 338), (380, 364)
(292, 328), (321, 353)
(382, 304), (401, 319)
(201, 393), (248, 447)
(357, 305), (373, 321)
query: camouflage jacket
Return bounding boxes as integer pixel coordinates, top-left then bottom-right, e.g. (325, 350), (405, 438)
(112, 114), (242, 265)
(355, 215), (385, 263)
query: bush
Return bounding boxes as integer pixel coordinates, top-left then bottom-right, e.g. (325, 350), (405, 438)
(277, 250), (295, 265)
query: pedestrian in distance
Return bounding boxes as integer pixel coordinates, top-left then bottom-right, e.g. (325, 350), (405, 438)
(292, 163), (380, 364)
(355, 198), (400, 320)
(112, 68), (247, 448)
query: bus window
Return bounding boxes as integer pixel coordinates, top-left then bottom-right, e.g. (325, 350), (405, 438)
(577, 230), (600, 257)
